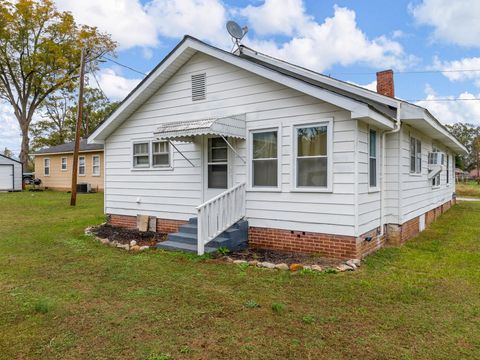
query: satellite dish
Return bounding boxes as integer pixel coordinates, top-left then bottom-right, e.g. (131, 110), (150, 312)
(226, 21), (244, 40)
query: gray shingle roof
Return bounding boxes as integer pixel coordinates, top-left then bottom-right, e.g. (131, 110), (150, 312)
(33, 139), (103, 155)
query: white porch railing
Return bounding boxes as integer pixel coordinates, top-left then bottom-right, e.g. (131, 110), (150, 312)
(196, 182), (246, 255)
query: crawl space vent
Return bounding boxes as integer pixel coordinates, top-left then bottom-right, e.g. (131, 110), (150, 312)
(191, 73), (206, 101)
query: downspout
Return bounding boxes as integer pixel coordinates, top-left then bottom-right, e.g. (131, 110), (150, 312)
(380, 101), (402, 236)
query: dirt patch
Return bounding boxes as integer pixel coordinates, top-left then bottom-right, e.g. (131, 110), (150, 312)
(92, 224), (167, 247)
(213, 248), (341, 266)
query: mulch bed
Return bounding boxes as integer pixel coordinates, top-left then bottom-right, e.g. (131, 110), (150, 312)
(213, 248), (341, 266)
(92, 224), (167, 247)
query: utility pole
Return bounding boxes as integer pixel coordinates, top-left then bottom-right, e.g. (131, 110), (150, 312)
(70, 48), (86, 206)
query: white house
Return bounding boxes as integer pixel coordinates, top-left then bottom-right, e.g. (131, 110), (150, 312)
(0, 154), (22, 191)
(88, 36), (466, 259)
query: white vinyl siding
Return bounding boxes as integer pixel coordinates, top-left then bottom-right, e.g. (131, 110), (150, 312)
(44, 158), (50, 176)
(104, 52), (356, 236)
(78, 156), (86, 176)
(92, 155), (100, 176)
(0, 155), (22, 191)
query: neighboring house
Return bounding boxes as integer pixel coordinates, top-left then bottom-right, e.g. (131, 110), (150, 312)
(469, 168), (480, 179)
(32, 139), (104, 192)
(0, 154), (22, 191)
(88, 36), (466, 259)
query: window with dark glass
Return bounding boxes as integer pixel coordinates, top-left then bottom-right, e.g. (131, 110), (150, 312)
(133, 142), (149, 168)
(152, 141), (170, 167)
(410, 137), (421, 173)
(369, 130), (377, 187)
(208, 137), (228, 188)
(252, 130), (278, 187)
(296, 125), (328, 187)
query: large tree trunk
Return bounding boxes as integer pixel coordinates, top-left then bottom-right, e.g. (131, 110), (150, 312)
(19, 120), (30, 166)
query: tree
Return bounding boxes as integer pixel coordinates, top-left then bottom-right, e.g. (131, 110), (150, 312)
(0, 0), (116, 165)
(30, 87), (119, 150)
(444, 123), (480, 170)
(2, 147), (14, 158)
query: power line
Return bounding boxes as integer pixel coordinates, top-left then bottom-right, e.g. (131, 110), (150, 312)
(101, 56), (147, 76)
(89, 67), (109, 100)
(331, 69), (480, 76)
(407, 97), (480, 102)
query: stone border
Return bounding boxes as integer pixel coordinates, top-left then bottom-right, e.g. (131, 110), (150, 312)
(224, 257), (361, 273)
(84, 226), (150, 252)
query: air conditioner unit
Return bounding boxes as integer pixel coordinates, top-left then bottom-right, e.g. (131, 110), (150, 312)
(77, 183), (92, 193)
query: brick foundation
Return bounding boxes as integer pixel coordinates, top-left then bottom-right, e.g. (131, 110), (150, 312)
(106, 198), (453, 260)
(108, 214), (186, 233)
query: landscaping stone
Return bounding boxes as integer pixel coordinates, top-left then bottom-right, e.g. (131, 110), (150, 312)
(233, 259), (248, 264)
(248, 260), (259, 266)
(352, 258), (361, 267)
(275, 263), (289, 270)
(345, 260), (357, 270)
(336, 264), (353, 272)
(109, 240), (118, 247)
(289, 263), (304, 272)
(116, 243), (129, 250)
(130, 240), (137, 247)
(259, 261), (275, 269)
(303, 265), (312, 270)
(99, 238), (110, 245)
(311, 265), (323, 272)
(139, 246), (150, 251)
(130, 245), (141, 251)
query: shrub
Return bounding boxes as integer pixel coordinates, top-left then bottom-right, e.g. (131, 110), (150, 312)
(271, 303), (286, 314)
(302, 315), (315, 324)
(217, 246), (230, 256)
(244, 300), (260, 308)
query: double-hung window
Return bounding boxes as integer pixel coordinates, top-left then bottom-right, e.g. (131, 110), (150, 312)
(61, 157), (67, 171)
(133, 142), (149, 168)
(92, 155), (100, 176)
(410, 136), (422, 174)
(431, 147), (441, 186)
(252, 130), (278, 188)
(79, 156), (86, 176)
(152, 141), (170, 167)
(446, 154), (450, 184)
(295, 124), (328, 188)
(369, 129), (377, 187)
(44, 158), (50, 176)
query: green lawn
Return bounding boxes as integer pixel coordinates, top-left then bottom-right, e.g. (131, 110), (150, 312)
(456, 181), (480, 198)
(1, 192), (480, 359)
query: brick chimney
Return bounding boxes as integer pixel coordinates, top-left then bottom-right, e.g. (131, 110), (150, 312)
(376, 69), (394, 97)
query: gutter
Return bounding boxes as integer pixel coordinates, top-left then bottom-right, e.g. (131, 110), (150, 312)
(380, 101), (402, 236)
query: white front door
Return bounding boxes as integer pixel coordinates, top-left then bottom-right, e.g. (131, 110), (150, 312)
(203, 136), (230, 200)
(0, 165), (13, 190)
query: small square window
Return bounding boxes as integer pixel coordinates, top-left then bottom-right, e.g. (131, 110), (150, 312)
(152, 141), (170, 167)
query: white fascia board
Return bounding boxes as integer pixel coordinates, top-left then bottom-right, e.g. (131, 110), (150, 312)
(88, 41), (195, 144)
(240, 47), (399, 108)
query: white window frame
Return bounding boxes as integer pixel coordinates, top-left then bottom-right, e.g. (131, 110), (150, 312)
(431, 146), (441, 188)
(152, 141), (171, 168)
(61, 157), (67, 171)
(248, 127), (281, 191)
(92, 155), (100, 176)
(410, 136), (422, 175)
(446, 153), (450, 185)
(292, 119), (333, 192)
(131, 139), (174, 171)
(368, 127), (379, 191)
(44, 158), (50, 176)
(78, 156), (86, 176)
(132, 141), (150, 169)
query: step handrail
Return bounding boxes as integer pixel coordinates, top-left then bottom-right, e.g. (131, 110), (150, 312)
(196, 182), (246, 255)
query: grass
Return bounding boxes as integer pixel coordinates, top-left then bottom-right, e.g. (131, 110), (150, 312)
(456, 180), (480, 198)
(1, 191), (480, 358)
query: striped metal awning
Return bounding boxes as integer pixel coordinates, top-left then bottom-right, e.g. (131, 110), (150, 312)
(154, 114), (246, 142)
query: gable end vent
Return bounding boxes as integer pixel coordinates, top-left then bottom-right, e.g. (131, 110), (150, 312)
(191, 73), (206, 101)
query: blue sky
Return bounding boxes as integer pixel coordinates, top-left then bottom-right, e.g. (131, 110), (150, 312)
(1, 0), (480, 155)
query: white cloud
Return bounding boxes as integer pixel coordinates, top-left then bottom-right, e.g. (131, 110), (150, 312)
(94, 68), (142, 100)
(348, 80), (377, 92)
(433, 56), (480, 87)
(147, 0), (229, 47)
(0, 102), (21, 155)
(242, 4), (416, 72)
(410, 0), (480, 47)
(56, 0), (158, 50)
(239, 0), (309, 36)
(416, 85), (480, 125)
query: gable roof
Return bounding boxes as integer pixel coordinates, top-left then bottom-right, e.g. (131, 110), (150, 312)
(88, 35), (466, 154)
(0, 153), (22, 164)
(32, 139), (103, 155)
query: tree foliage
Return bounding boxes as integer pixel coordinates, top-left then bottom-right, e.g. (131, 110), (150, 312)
(444, 123), (480, 170)
(30, 87), (119, 151)
(0, 0), (116, 165)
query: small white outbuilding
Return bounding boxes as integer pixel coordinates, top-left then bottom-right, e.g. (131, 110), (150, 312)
(0, 154), (22, 191)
